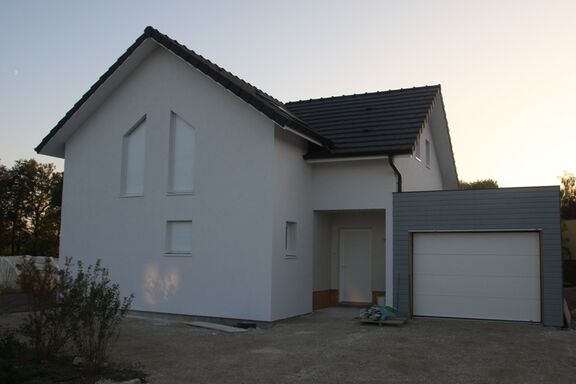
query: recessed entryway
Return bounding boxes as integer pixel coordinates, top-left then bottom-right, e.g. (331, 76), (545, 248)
(312, 210), (386, 309)
(411, 231), (541, 322)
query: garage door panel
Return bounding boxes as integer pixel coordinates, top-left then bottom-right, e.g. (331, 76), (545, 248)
(413, 254), (540, 276)
(413, 294), (541, 322)
(414, 232), (540, 255)
(413, 232), (541, 322)
(413, 275), (541, 300)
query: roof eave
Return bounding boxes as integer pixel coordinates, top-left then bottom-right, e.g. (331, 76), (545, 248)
(36, 27), (333, 156)
(303, 148), (411, 161)
(36, 30), (159, 155)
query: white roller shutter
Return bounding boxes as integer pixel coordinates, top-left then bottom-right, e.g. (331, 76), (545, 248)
(412, 232), (541, 322)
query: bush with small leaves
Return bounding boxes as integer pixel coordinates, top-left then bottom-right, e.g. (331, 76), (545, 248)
(18, 257), (74, 361)
(67, 260), (133, 366)
(17, 257), (133, 366)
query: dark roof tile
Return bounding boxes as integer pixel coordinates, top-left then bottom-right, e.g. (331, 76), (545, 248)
(285, 85), (440, 159)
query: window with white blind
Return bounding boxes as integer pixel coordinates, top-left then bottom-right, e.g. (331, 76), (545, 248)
(285, 221), (297, 258)
(121, 116), (146, 196)
(165, 220), (192, 255)
(168, 112), (196, 194)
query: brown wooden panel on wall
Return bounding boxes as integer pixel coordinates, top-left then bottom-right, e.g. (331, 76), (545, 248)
(371, 291), (385, 305)
(313, 290), (340, 310)
(329, 290), (339, 306)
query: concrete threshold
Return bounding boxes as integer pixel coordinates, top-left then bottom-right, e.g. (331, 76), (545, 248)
(185, 321), (248, 333)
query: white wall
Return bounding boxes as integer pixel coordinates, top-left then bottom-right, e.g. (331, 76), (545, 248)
(311, 159), (396, 305)
(427, 97), (459, 189)
(395, 121), (444, 192)
(313, 212), (332, 291)
(270, 128), (314, 320)
(61, 47), (275, 321)
(312, 160), (396, 210)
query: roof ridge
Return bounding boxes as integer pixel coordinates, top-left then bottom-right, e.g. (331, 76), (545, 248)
(144, 26), (284, 105)
(143, 28), (315, 130)
(285, 85), (440, 105)
(144, 27), (285, 107)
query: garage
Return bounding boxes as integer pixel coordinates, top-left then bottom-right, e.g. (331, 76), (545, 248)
(412, 232), (541, 322)
(393, 187), (563, 327)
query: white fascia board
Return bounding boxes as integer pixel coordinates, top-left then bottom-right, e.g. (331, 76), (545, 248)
(280, 125), (324, 147)
(39, 39), (160, 158)
(427, 95), (458, 189)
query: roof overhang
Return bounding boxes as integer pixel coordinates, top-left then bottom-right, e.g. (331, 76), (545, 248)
(305, 155), (390, 163)
(36, 27), (333, 158)
(37, 38), (160, 158)
(426, 91), (459, 188)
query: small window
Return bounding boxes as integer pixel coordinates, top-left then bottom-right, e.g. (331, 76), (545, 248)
(121, 116), (146, 196)
(285, 222), (297, 258)
(165, 220), (192, 256)
(414, 137), (421, 161)
(425, 139), (431, 168)
(168, 112), (196, 194)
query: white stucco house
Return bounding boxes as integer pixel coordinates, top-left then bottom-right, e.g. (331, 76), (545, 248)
(39, 27), (564, 325)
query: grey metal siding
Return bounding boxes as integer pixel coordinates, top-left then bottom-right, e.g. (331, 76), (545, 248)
(393, 187), (563, 326)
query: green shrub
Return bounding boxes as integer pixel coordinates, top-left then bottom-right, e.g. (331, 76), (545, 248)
(67, 260), (133, 365)
(18, 257), (74, 360)
(0, 328), (44, 384)
(0, 328), (26, 361)
(18, 257), (133, 366)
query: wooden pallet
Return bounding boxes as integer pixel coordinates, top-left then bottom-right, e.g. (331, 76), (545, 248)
(360, 318), (407, 326)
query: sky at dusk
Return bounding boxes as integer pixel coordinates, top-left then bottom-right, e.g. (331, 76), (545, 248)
(1, 0), (575, 187)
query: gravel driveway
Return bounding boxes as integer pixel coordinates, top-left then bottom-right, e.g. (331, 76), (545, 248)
(107, 307), (576, 383)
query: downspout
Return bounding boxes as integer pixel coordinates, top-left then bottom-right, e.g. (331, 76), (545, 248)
(388, 156), (402, 192)
(387, 156), (402, 310)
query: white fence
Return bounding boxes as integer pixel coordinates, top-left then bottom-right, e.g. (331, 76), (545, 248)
(0, 256), (58, 291)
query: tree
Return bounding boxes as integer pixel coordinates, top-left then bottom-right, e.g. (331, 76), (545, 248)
(0, 164), (10, 254)
(0, 159), (62, 256)
(459, 179), (499, 190)
(560, 173), (576, 220)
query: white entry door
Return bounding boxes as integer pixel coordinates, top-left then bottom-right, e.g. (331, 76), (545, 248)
(413, 232), (541, 322)
(339, 229), (372, 303)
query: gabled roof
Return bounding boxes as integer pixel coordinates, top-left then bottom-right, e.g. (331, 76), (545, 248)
(285, 85), (441, 159)
(35, 26), (455, 176)
(36, 26), (332, 156)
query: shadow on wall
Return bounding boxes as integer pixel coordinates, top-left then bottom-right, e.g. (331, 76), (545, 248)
(143, 265), (180, 305)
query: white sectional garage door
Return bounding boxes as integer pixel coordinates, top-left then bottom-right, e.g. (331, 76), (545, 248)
(412, 232), (541, 322)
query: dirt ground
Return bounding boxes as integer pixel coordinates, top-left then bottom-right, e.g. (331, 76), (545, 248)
(2, 307), (576, 383)
(107, 307), (575, 384)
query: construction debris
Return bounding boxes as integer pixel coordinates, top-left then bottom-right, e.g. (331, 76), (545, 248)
(359, 305), (407, 326)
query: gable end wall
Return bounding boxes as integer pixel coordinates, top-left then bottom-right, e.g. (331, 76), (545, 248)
(60, 47), (276, 321)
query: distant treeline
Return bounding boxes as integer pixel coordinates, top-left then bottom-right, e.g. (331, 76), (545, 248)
(0, 159), (62, 257)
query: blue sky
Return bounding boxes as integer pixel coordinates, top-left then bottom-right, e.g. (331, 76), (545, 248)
(1, 0), (575, 186)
